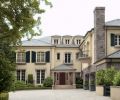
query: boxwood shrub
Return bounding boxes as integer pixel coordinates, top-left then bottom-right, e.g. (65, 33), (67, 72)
(43, 77), (53, 87)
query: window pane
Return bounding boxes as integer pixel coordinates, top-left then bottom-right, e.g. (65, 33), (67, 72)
(21, 70), (25, 81)
(65, 53), (67, 63)
(68, 53), (71, 63)
(17, 70), (20, 81)
(41, 70), (45, 83)
(17, 52), (25, 62)
(41, 52), (45, 62)
(36, 70), (40, 84)
(57, 53), (60, 60)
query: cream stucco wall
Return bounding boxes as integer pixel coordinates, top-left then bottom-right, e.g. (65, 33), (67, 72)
(54, 47), (81, 72)
(16, 46), (52, 85)
(106, 27), (120, 56)
(16, 45), (82, 85)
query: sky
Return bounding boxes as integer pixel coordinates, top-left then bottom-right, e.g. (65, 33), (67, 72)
(34, 0), (120, 38)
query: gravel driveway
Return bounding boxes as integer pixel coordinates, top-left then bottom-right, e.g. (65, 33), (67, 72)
(9, 89), (112, 100)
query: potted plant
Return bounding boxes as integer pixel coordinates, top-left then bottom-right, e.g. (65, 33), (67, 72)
(89, 80), (95, 91)
(96, 67), (116, 96)
(84, 80), (89, 90)
(104, 67), (116, 96)
(111, 71), (120, 100)
(96, 70), (105, 96)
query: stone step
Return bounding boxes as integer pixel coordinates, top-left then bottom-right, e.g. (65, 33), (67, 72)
(53, 85), (76, 89)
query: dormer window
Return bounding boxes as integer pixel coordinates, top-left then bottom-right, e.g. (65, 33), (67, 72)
(65, 39), (70, 44)
(76, 39), (81, 45)
(54, 39), (58, 44)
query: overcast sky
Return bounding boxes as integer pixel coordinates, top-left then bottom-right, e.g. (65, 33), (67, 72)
(35, 0), (120, 38)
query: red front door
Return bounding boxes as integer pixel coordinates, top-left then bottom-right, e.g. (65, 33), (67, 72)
(59, 73), (65, 85)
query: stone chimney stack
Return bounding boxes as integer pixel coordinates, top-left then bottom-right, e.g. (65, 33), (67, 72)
(94, 7), (105, 62)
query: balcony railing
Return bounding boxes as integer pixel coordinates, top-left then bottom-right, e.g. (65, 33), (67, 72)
(78, 50), (90, 59)
(16, 59), (26, 64)
(64, 60), (73, 65)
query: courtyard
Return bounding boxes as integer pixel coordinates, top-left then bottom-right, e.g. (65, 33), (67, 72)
(9, 89), (111, 100)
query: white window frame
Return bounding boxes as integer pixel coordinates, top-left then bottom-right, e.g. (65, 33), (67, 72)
(36, 70), (45, 84)
(16, 70), (26, 82)
(76, 39), (81, 45)
(16, 52), (26, 63)
(65, 39), (70, 44)
(64, 52), (72, 63)
(36, 52), (45, 63)
(54, 39), (58, 44)
(114, 34), (120, 46)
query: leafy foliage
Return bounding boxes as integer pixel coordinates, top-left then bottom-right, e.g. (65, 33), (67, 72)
(43, 77), (53, 87)
(104, 67), (116, 86)
(14, 81), (34, 90)
(0, 0), (51, 45)
(76, 77), (83, 88)
(96, 70), (105, 85)
(113, 71), (120, 86)
(96, 67), (116, 86)
(0, 42), (16, 92)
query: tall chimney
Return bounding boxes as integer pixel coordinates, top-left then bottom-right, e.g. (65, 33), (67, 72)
(94, 7), (105, 62)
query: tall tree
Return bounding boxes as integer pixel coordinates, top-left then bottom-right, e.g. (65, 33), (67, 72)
(0, 0), (51, 45)
(0, 0), (51, 92)
(0, 42), (16, 92)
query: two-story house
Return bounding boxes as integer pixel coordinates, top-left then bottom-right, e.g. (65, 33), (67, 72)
(16, 35), (83, 89)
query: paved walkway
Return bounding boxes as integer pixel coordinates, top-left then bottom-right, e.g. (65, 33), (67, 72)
(9, 89), (112, 100)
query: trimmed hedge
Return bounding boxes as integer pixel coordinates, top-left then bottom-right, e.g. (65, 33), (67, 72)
(0, 92), (9, 100)
(11, 81), (52, 91)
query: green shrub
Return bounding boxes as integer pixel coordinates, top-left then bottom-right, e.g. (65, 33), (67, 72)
(104, 67), (116, 86)
(14, 81), (28, 90)
(28, 74), (34, 84)
(96, 70), (105, 85)
(43, 77), (53, 87)
(0, 92), (9, 100)
(113, 71), (120, 86)
(76, 77), (83, 88)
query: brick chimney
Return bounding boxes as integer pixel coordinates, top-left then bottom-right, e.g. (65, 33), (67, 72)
(94, 7), (105, 62)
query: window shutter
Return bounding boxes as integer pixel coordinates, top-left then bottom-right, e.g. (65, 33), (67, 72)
(111, 34), (115, 46)
(32, 51), (36, 63)
(26, 51), (30, 63)
(46, 51), (50, 62)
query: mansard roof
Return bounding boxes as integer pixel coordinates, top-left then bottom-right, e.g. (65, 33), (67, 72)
(22, 36), (52, 46)
(105, 19), (120, 26)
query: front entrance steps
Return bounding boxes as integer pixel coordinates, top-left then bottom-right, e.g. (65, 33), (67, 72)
(53, 85), (76, 89)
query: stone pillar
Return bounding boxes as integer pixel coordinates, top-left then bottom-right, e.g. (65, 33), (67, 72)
(94, 7), (105, 62)
(72, 72), (76, 88)
(51, 47), (55, 69)
(68, 72), (70, 85)
(52, 72), (54, 89)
